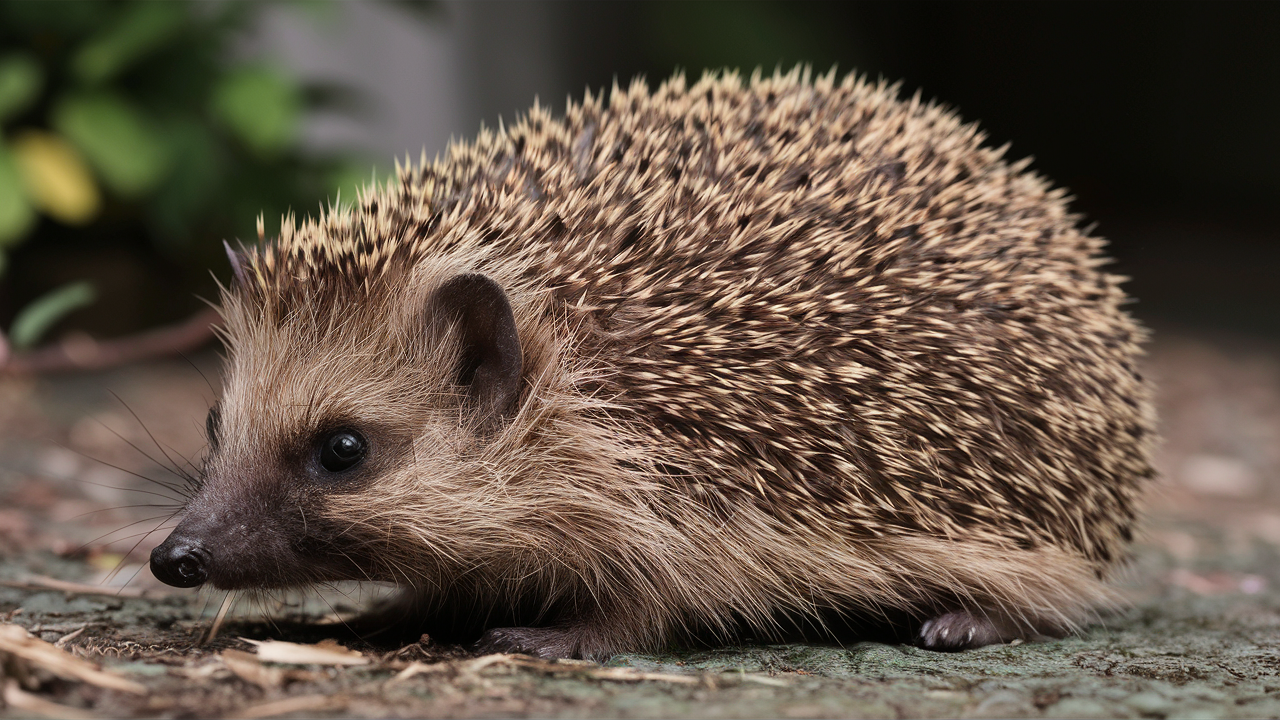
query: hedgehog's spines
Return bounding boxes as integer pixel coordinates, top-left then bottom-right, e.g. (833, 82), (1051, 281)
(219, 69), (1155, 654)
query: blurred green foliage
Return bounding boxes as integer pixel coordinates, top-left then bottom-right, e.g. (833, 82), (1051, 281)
(0, 0), (366, 346)
(9, 280), (95, 349)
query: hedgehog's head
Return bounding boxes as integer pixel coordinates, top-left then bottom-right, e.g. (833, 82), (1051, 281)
(149, 233), (533, 591)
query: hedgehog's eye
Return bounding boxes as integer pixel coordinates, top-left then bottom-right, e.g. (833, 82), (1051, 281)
(206, 406), (220, 451)
(318, 430), (367, 473)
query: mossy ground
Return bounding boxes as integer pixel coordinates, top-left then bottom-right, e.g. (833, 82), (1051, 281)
(1, 330), (1277, 718)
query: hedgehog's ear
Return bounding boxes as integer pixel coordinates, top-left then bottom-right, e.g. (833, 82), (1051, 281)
(431, 273), (523, 423)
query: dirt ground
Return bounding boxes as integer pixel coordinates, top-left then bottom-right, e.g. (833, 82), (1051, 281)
(1, 329), (1278, 719)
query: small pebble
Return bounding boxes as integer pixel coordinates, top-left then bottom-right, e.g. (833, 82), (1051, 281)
(967, 690), (1032, 718)
(1123, 691), (1172, 716)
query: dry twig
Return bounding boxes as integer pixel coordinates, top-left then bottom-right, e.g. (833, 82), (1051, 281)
(389, 652), (706, 687)
(0, 575), (168, 600)
(0, 624), (146, 695)
(226, 694), (346, 720)
(1, 308), (220, 375)
(2, 679), (98, 720)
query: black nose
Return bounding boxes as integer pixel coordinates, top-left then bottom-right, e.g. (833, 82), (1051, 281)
(150, 539), (210, 588)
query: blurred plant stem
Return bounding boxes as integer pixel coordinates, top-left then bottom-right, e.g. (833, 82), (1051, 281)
(0, 306), (219, 374)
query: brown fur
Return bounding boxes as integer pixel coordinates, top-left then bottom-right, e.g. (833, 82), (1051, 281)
(171, 68), (1155, 659)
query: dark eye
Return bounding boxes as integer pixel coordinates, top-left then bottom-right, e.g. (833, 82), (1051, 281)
(206, 406), (220, 451)
(318, 430), (367, 473)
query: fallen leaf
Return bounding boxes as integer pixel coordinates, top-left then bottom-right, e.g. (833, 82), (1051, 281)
(221, 649), (283, 689)
(241, 638), (368, 666)
(87, 553), (126, 572)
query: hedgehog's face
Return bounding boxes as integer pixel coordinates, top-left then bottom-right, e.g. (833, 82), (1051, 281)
(149, 272), (525, 591)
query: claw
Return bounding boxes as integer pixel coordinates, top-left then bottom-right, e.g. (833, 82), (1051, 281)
(918, 610), (1005, 652)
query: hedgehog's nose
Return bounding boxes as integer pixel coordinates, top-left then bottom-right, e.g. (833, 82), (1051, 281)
(150, 538), (210, 588)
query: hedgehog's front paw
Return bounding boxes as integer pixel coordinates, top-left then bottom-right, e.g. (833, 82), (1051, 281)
(917, 611), (1008, 651)
(475, 626), (587, 660)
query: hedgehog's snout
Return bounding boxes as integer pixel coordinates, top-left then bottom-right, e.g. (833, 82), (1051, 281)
(150, 535), (210, 588)
(149, 515), (286, 590)
(148, 476), (318, 590)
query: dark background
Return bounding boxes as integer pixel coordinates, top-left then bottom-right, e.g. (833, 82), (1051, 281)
(3, 1), (1276, 340)
(544, 1), (1279, 338)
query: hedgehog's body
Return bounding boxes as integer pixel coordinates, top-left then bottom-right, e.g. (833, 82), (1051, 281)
(151, 69), (1155, 659)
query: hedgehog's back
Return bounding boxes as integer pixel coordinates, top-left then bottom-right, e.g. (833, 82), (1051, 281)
(487, 69), (1155, 569)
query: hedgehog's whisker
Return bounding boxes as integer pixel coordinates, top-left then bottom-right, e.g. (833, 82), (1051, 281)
(107, 391), (201, 488)
(308, 584), (361, 639)
(67, 503), (183, 521)
(71, 513), (182, 557)
(104, 510), (183, 584)
(158, 441), (203, 483)
(178, 351), (218, 400)
(53, 442), (190, 503)
(117, 558), (156, 594)
(86, 424), (196, 498)
(254, 588), (286, 638)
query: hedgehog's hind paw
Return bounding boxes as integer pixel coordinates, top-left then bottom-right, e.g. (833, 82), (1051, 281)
(474, 626), (568, 659)
(475, 626), (612, 661)
(917, 610), (1012, 651)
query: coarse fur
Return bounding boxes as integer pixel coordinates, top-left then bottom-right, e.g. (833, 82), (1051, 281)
(158, 67), (1156, 660)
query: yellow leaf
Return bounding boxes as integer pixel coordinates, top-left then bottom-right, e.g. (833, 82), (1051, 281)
(0, 142), (36, 247)
(88, 552), (125, 571)
(11, 130), (101, 226)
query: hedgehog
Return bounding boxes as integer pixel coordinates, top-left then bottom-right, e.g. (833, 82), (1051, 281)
(148, 67), (1156, 660)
